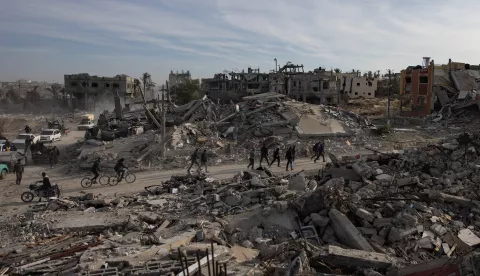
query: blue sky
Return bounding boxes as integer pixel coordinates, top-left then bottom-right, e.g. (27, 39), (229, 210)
(0, 0), (478, 84)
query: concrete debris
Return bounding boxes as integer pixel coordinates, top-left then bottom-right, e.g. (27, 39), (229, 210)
(5, 96), (480, 275)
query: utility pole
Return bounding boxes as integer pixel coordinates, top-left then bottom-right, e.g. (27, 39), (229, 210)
(387, 69), (392, 118)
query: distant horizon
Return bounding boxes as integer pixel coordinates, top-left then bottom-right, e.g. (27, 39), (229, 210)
(1, 0), (479, 84)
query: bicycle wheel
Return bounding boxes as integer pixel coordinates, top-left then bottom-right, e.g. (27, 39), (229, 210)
(80, 177), (92, 188)
(99, 175), (109, 186)
(108, 176), (119, 186)
(125, 172), (136, 183)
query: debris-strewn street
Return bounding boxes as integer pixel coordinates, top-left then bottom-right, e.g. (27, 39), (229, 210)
(0, 90), (479, 276)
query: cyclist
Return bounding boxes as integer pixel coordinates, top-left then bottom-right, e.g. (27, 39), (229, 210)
(91, 157), (101, 184)
(114, 158), (127, 182)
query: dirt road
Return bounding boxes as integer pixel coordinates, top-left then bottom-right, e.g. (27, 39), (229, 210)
(0, 155), (328, 215)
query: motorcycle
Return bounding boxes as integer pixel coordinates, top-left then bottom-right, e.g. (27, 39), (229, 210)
(21, 182), (61, 202)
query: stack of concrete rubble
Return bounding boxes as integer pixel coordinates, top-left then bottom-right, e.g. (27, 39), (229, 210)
(4, 133), (480, 275)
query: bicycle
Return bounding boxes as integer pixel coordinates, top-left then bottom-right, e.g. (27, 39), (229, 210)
(80, 173), (108, 188)
(99, 170), (136, 186)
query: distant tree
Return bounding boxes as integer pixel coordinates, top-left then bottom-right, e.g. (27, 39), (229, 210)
(171, 79), (203, 105)
(334, 68), (342, 73)
(141, 72), (156, 100)
(46, 83), (62, 105)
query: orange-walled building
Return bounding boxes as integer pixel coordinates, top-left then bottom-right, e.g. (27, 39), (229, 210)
(399, 59), (434, 117)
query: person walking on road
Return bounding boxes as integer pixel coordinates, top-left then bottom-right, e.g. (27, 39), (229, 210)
(53, 146), (60, 165)
(269, 147), (280, 167)
(91, 158), (101, 184)
(200, 149), (208, 173)
(24, 125), (31, 134)
(187, 148), (200, 174)
(314, 141), (326, 163)
(48, 149), (55, 168)
(24, 136), (33, 154)
(259, 144), (269, 166)
(14, 159), (24, 185)
(291, 145), (296, 169)
(285, 147), (293, 171)
(247, 149), (255, 169)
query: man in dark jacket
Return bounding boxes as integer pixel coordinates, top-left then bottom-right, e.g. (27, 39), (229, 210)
(25, 125), (31, 133)
(291, 145), (296, 169)
(14, 159), (24, 185)
(200, 149), (208, 173)
(52, 146), (60, 165)
(247, 149), (255, 169)
(48, 148), (55, 168)
(187, 148), (200, 174)
(40, 172), (52, 195)
(269, 147), (280, 167)
(91, 158), (101, 184)
(259, 144), (269, 166)
(285, 147), (293, 171)
(114, 158), (127, 181)
(314, 141), (326, 163)
(24, 136), (33, 154)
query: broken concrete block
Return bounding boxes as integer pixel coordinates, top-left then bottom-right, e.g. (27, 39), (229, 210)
(378, 226), (391, 239)
(83, 207), (96, 213)
(320, 178), (345, 191)
(357, 227), (377, 237)
(307, 179), (318, 190)
(329, 209), (374, 252)
(225, 194), (242, 206)
(311, 213), (330, 228)
(388, 227), (402, 243)
(356, 208), (375, 223)
(318, 245), (397, 269)
(458, 228), (480, 246)
(412, 202), (428, 212)
(376, 174), (393, 181)
(442, 143), (458, 150)
(373, 218), (394, 229)
(322, 226), (338, 243)
(370, 235), (385, 246)
(288, 172), (306, 191)
(348, 181), (363, 192)
(401, 213), (418, 227)
(431, 224), (447, 236)
(138, 212), (159, 224)
(417, 237), (434, 249)
(352, 160), (372, 178)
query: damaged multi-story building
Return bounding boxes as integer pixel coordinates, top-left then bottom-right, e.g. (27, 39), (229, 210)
(337, 72), (378, 99)
(64, 73), (135, 110)
(399, 57), (480, 117)
(201, 67), (270, 102)
(168, 70), (191, 88)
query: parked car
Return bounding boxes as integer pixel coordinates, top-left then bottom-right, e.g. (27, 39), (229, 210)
(39, 129), (61, 143)
(0, 135), (7, 144)
(0, 163), (8, 179)
(12, 133), (39, 150)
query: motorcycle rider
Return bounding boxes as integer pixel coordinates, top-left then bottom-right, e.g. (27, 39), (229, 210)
(114, 158), (127, 182)
(91, 157), (101, 184)
(39, 172), (52, 196)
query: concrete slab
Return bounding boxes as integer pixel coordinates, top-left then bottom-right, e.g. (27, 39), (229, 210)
(329, 209), (374, 252)
(51, 212), (126, 232)
(318, 245), (396, 270)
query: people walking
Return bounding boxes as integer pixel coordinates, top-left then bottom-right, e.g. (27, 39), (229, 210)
(14, 159), (24, 185)
(259, 144), (269, 166)
(53, 146), (60, 165)
(200, 149), (208, 173)
(48, 149), (55, 168)
(291, 145), (296, 169)
(314, 141), (326, 163)
(24, 125), (31, 133)
(285, 147), (293, 171)
(269, 147), (280, 167)
(247, 149), (255, 169)
(187, 148), (200, 174)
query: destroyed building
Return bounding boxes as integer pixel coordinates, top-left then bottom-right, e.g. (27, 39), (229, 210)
(400, 57), (480, 119)
(64, 73), (135, 110)
(202, 67), (270, 102)
(168, 70), (191, 88)
(288, 67), (341, 105)
(337, 72), (378, 99)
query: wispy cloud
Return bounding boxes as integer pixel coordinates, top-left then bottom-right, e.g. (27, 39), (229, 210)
(1, 0), (480, 82)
